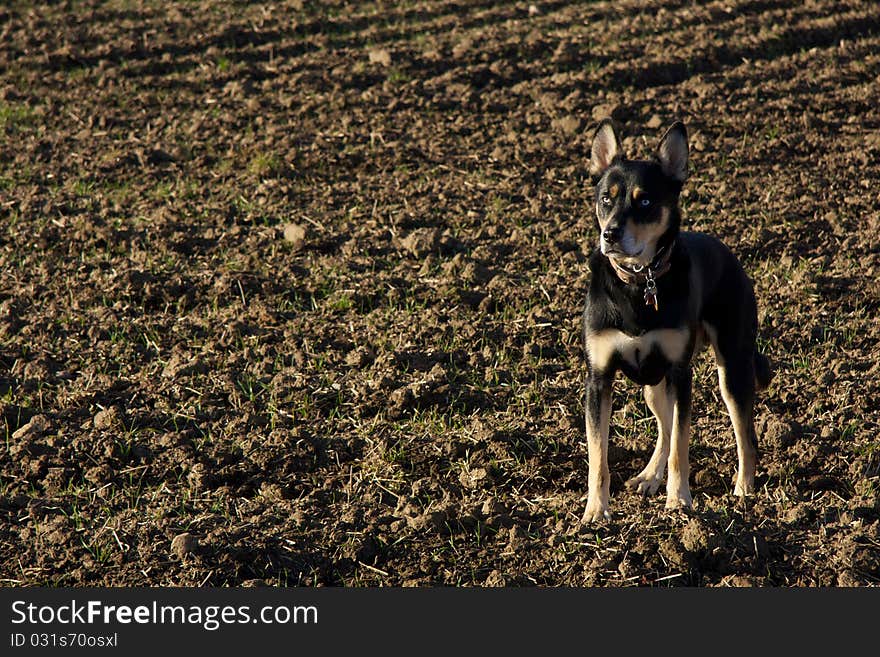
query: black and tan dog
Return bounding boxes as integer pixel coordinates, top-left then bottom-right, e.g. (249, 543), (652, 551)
(581, 119), (772, 523)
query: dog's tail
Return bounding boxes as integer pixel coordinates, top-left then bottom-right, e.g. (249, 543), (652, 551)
(755, 349), (773, 391)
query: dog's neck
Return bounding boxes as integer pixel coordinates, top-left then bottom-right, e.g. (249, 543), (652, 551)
(607, 240), (675, 286)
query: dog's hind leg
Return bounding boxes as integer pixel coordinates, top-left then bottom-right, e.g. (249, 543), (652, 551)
(718, 363), (758, 496)
(708, 325), (759, 497)
(665, 365), (693, 509)
(626, 380), (674, 496)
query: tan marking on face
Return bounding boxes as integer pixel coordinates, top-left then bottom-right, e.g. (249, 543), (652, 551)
(608, 183), (619, 198)
(629, 205), (669, 243)
(586, 326), (690, 374)
(632, 187), (644, 200)
(611, 205), (670, 265)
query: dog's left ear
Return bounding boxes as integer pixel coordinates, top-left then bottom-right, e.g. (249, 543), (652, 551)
(657, 121), (689, 183)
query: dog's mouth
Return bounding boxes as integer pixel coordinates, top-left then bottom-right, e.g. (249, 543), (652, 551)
(604, 246), (642, 257)
(603, 246), (646, 267)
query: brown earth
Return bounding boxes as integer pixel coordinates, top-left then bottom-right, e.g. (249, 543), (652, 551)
(1, 0), (879, 587)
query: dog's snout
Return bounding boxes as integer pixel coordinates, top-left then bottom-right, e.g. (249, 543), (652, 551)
(602, 225), (623, 244)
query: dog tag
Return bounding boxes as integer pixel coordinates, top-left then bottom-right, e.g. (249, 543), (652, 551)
(644, 272), (659, 311)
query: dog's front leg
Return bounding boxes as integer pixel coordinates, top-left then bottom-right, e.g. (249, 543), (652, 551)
(582, 375), (613, 523)
(627, 380), (674, 496)
(666, 365), (693, 509)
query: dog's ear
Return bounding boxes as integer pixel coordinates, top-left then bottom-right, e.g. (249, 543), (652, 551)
(590, 119), (621, 178)
(656, 121), (689, 183)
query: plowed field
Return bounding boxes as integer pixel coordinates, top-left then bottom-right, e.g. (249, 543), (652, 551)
(1, 0), (879, 586)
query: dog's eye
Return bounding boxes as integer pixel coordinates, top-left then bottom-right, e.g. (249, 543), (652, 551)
(601, 195), (612, 206)
(639, 198), (651, 208)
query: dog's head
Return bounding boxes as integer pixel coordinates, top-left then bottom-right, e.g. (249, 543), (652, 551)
(589, 120), (689, 269)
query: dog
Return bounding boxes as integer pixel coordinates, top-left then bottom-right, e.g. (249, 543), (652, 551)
(581, 119), (772, 523)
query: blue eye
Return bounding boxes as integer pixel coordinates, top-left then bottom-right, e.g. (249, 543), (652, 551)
(601, 195), (612, 206)
(639, 198), (651, 208)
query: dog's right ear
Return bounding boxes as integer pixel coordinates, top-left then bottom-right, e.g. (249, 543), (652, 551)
(590, 119), (621, 179)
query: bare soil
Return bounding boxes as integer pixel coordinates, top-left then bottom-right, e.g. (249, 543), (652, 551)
(1, 0), (879, 587)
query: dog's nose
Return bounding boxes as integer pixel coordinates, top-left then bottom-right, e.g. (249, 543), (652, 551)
(602, 225), (622, 244)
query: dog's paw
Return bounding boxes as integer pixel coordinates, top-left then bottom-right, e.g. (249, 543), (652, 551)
(581, 501), (612, 524)
(626, 471), (664, 496)
(664, 490), (693, 510)
(733, 477), (755, 497)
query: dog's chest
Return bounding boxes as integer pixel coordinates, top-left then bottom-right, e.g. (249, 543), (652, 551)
(586, 327), (690, 385)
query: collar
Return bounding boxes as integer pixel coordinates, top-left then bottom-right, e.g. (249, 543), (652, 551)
(606, 241), (675, 311)
(607, 241), (674, 286)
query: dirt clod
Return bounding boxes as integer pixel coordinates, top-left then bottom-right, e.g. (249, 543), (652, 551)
(459, 466), (490, 490)
(283, 223), (307, 249)
(552, 115), (582, 135)
(93, 407), (121, 431)
(11, 415), (51, 441)
(368, 49), (392, 67)
(171, 533), (198, 559)
(592, 103), (621, 122)
(399, 228), (439, 258)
